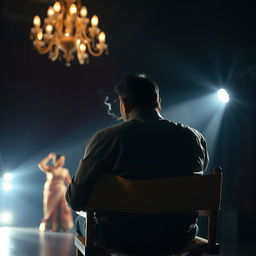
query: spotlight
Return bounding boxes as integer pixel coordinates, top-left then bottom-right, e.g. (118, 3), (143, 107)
(217, 89), (230, 103)
(3, 172), (12, 181)
(0, 212), (12, 224)
(3, 182), (12, 191)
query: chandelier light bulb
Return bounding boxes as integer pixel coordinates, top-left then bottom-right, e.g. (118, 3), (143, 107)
(46, 24), (53, 33)
(53, 2), (61, 12)
(33, 15), (41, 27)
(79, 43), (86, 52)
(65, 32), (70, 37)
(47, 7), (55, 17)
(69, 4), (77, 15)
(37, 31), (43, 40)
(76, 39), (81, 45)
(80, 7), (88, 17)
(91, 15), (99, 26)
(98, 31), (106, 43)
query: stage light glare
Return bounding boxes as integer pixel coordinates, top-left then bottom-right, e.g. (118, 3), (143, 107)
(217, 89), (230, 103)
(0, 227), (9, 255)
(3, 182), (12, 191)
(3, 172), (12, 181)
(0, 212), (12, 224)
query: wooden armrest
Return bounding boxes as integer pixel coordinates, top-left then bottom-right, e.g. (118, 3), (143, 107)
(194, 236), (208, 244)
(199, 210), (210, 216)
(194, 236), (220, 254)
(75, 236), (86, 255)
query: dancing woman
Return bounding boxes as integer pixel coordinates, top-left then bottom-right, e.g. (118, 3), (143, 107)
(38, 153), (74, 232)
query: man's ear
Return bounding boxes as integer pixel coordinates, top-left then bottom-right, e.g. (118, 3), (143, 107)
(122, 97), (132, 114)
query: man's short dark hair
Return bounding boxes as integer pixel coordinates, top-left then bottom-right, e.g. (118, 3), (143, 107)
(115, 74), (160, 109)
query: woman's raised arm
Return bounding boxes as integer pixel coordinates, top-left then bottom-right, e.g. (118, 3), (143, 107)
(38, 153), (55, 172)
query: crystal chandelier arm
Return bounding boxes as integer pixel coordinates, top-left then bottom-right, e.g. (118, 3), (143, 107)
(34, 38), (56, 55)
(49, 42), (60, 61)
(75, 22), (91, 43)
(87, 42), (105, 57)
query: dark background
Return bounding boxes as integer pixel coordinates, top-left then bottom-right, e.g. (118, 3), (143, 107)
(0, 0), (256, 242)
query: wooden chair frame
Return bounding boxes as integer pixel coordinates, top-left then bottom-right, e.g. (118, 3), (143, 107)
(75, 167), (223, 256)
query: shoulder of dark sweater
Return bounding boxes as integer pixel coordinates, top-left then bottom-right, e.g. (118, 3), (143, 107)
(92, 116), (205, 143)
(92, 120), (138, 139)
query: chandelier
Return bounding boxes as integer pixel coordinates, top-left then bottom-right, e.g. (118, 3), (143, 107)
(30, 0), (108, 66)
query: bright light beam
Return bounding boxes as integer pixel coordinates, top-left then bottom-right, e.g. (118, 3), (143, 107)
(164, 91), (227, 171)
(203, 106), (225, 166)
(217, 89), (230, 103)
(163, 93), (222, 128)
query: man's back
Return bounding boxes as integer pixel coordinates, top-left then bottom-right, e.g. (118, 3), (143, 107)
(66, 108), (208, 253)
(101, 109), (208, 179)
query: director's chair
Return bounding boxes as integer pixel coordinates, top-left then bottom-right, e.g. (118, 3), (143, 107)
(75, 167), (223, 256)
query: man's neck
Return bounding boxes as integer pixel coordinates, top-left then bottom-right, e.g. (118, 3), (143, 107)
(127, 108), (164, 121)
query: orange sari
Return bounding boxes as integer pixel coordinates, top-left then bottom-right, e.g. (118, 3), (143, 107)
(39, 168), (74, 231)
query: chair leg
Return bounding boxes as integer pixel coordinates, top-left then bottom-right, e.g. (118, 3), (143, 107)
(76, 248), (83, 256)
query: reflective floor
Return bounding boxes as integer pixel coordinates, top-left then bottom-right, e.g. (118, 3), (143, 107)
(1, 227), (256, 256)
(0, 227), (75, 256)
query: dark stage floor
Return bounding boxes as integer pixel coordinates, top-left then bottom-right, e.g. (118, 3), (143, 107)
(0, 227), (75, 256)
(1, 227), (255, 256)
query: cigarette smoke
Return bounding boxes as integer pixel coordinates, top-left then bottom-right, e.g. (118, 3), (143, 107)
(104, 96), (119, 119)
